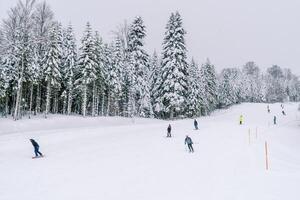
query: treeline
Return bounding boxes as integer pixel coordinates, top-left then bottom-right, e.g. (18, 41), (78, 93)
(0, 0), (299, 120)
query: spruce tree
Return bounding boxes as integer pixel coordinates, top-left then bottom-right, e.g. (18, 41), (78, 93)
(200, 59), (218, 115)
(159, 12), (188, 119)
(75, 22), (97, 117)
(128, 16), (153, 117)
(43, 26), (62, 118)
(62, 24), (77, 115)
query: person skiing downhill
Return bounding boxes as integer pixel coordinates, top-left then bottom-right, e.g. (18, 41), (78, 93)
(239, 115), (243, 125)
(273, 116), (277, 125)
(185, 135), (194, 153)
(194, 119), (198, 130)
(267, 105), (270, 113)
(167, 124), (172, 137)
(30, 139), (43, 158)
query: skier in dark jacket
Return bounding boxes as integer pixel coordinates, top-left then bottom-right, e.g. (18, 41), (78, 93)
(30, 139), (43, 157)
(185, 135), (194, 153)
(194, 119), (198, 130)
(273, 116), (277, 125)
(167, 124), (172, 137)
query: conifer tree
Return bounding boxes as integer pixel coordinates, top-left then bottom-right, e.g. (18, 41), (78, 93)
(159, 12), (188, 118)
(43, 26), (62, 118)
(75, 22), (97, 117)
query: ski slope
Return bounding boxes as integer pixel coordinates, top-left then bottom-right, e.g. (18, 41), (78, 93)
(0, 103), (299, 200)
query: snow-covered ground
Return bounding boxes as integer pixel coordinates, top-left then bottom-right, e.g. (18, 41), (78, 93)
(0, 103), (299, 200)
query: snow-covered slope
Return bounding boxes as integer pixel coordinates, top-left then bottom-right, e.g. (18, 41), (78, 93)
(0, 103), (299, 200)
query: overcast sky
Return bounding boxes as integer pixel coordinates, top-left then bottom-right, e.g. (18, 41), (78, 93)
(1, 0), (300, 75)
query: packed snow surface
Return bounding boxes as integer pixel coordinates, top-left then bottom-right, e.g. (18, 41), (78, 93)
(0, 103), (299, 200)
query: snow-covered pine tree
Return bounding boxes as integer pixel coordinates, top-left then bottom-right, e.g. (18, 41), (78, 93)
(241, 62), (265, 102)
(186, 59), (203, 117)
(217, 68), (241, 108)
(93, 31), (107, 116)
(159, 12), (189, 119)
(128, 16), (153, 118)
(104, 41), (122, 116)
(199, 59), (218, 115)
(75, 22), (97, 117)
(265, 65), (286, 102)
(32, 1), (54, 114)
(149, 51), (162, 117)
(62, 24), (77, 115)
(43, 26), (62, 118)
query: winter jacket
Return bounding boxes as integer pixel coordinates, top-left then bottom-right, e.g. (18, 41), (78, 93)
(167, 125), (171, 133)
(185, 137), (193, 145)
(30, 139), (39, 148)
(239, 116), (243, 122)
(194, 120), (198, 126)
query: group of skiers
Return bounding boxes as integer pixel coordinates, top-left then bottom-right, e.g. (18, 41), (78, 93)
(29, 104), (288, 157)
(267, 104), (287, 125)
(166, 119), (198, 153)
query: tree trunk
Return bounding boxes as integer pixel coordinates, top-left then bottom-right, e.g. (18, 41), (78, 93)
(106, 90), (110, 116)
(35, 84), (41, 114)
(5, 94), (9, 118)
(28, 83), (33, 119)
(101, 92), (104, 116)
(45, 80), (51, 118)
(92, 81), (96, 117)
(67, 85), (72, 115)
(82, 84), (87, 117)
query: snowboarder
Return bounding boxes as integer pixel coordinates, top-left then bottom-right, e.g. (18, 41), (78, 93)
(167, 124), (172, 137)
(267, 105), (270, 113)
(239, 115), (243, 125)
(30, 139), (43, 158)
(194, 119), (198, 130)
(273, 116), (277, 125)
(185, 135), (194, 153)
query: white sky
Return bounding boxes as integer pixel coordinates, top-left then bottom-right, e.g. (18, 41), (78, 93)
(1, 0), (300, 75)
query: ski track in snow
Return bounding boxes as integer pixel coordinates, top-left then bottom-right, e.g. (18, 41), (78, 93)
(0, 103), (299, 200)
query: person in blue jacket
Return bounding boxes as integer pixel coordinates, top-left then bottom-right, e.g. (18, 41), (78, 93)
(30, 139), (43, 157)
(185, 135), (194, 153)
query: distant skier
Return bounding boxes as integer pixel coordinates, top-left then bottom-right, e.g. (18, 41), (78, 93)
(281, 104), (284, 109)
(30, 139), (43, 158)
(267, 105), (270, 113)
(167, 124), (172, 137)
(282, 109), (286, 116)
(239, 115), (243, 125)
(273, 116), (277, 125)
(194, 119), (198, 130)
(185, 135), (194, 153)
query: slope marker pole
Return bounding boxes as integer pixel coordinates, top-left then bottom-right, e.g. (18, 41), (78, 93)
(248, 128), (251, 145)
(265, 141), (269, 170)
(255, 127), (258, 139)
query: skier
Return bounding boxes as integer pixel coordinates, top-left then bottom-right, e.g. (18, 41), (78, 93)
(30, 139), (43, 158)
(273, 116), (277, 125)
(194, 119), (198, 130)
(239, 115), (243, 125)
(185, 135), (194, 153)
(282, 109), (286, 116)
(167, 124), (172, 137)
(267, 105), (270, 113)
